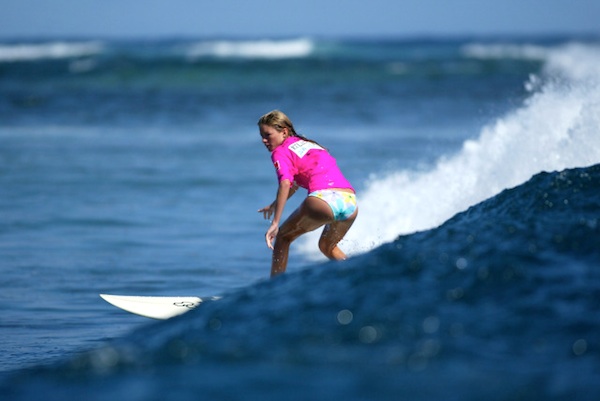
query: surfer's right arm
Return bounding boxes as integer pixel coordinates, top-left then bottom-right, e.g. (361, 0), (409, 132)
(258, 181), (298, 220)
(264, 179), (295, 249)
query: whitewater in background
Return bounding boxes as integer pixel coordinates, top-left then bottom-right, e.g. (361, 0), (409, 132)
(0, 41), (104, 62)
(185, 38), (314, 60)
(300, 42), (600, 258)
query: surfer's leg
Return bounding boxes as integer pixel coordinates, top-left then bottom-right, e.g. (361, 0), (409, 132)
(318, 207), (358, 260)
(271, 196), (333, 277)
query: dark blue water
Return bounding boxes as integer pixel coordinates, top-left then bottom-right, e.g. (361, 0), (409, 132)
(4, 164), (600, 400)
(1, 36), (599, 400)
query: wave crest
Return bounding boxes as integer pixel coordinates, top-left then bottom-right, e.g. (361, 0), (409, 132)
(0, 41), (104, 62)
(185, 38), (314, 60)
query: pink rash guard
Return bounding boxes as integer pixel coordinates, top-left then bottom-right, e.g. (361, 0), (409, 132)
(271, 136), (354, 193)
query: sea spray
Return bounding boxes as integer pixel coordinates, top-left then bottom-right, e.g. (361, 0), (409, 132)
(299, 42), (600, 257)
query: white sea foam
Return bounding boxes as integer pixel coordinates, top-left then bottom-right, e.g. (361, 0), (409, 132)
(461, 43), (549, 60)
(186, 38), (314, 60)
(302, 42), (600, 258)
(543, 42), (600, 82)
(0, 41), (104, 62)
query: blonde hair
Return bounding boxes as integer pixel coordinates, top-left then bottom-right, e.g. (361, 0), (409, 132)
(258, 110), (323, 147)
(257, 110), (298, 136)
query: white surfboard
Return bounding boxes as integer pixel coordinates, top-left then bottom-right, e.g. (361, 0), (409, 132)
(100, 294), (218, 320)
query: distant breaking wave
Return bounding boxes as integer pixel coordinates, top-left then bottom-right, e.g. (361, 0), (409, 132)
(0, 41), (104, 62)
(185, 38), (314, 60)
(461, 42), (549, 60)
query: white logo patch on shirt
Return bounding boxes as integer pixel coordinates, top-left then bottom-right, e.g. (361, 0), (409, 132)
(288, 140), (324, 158)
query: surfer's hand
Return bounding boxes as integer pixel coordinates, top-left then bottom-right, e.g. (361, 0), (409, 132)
(265, 223), (278, 250)
(258, 203), (275, 220)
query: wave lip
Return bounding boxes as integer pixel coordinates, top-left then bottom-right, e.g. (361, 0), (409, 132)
(185, 38), (314, 60)
(0, 41), (104, 62)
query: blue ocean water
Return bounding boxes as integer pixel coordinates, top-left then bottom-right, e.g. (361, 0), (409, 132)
(1, 36), (599, 400)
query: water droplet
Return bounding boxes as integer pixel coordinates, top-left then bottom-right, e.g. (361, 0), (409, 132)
(359, 326), (379, 344)
(423, 316), (440, 334)
(573, 339), (587, 356)
(456, 257), (468, 270)
(336, 309), (353, 325)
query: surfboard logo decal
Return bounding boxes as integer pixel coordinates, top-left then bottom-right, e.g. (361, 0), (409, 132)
(173, 301), (200, 309)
